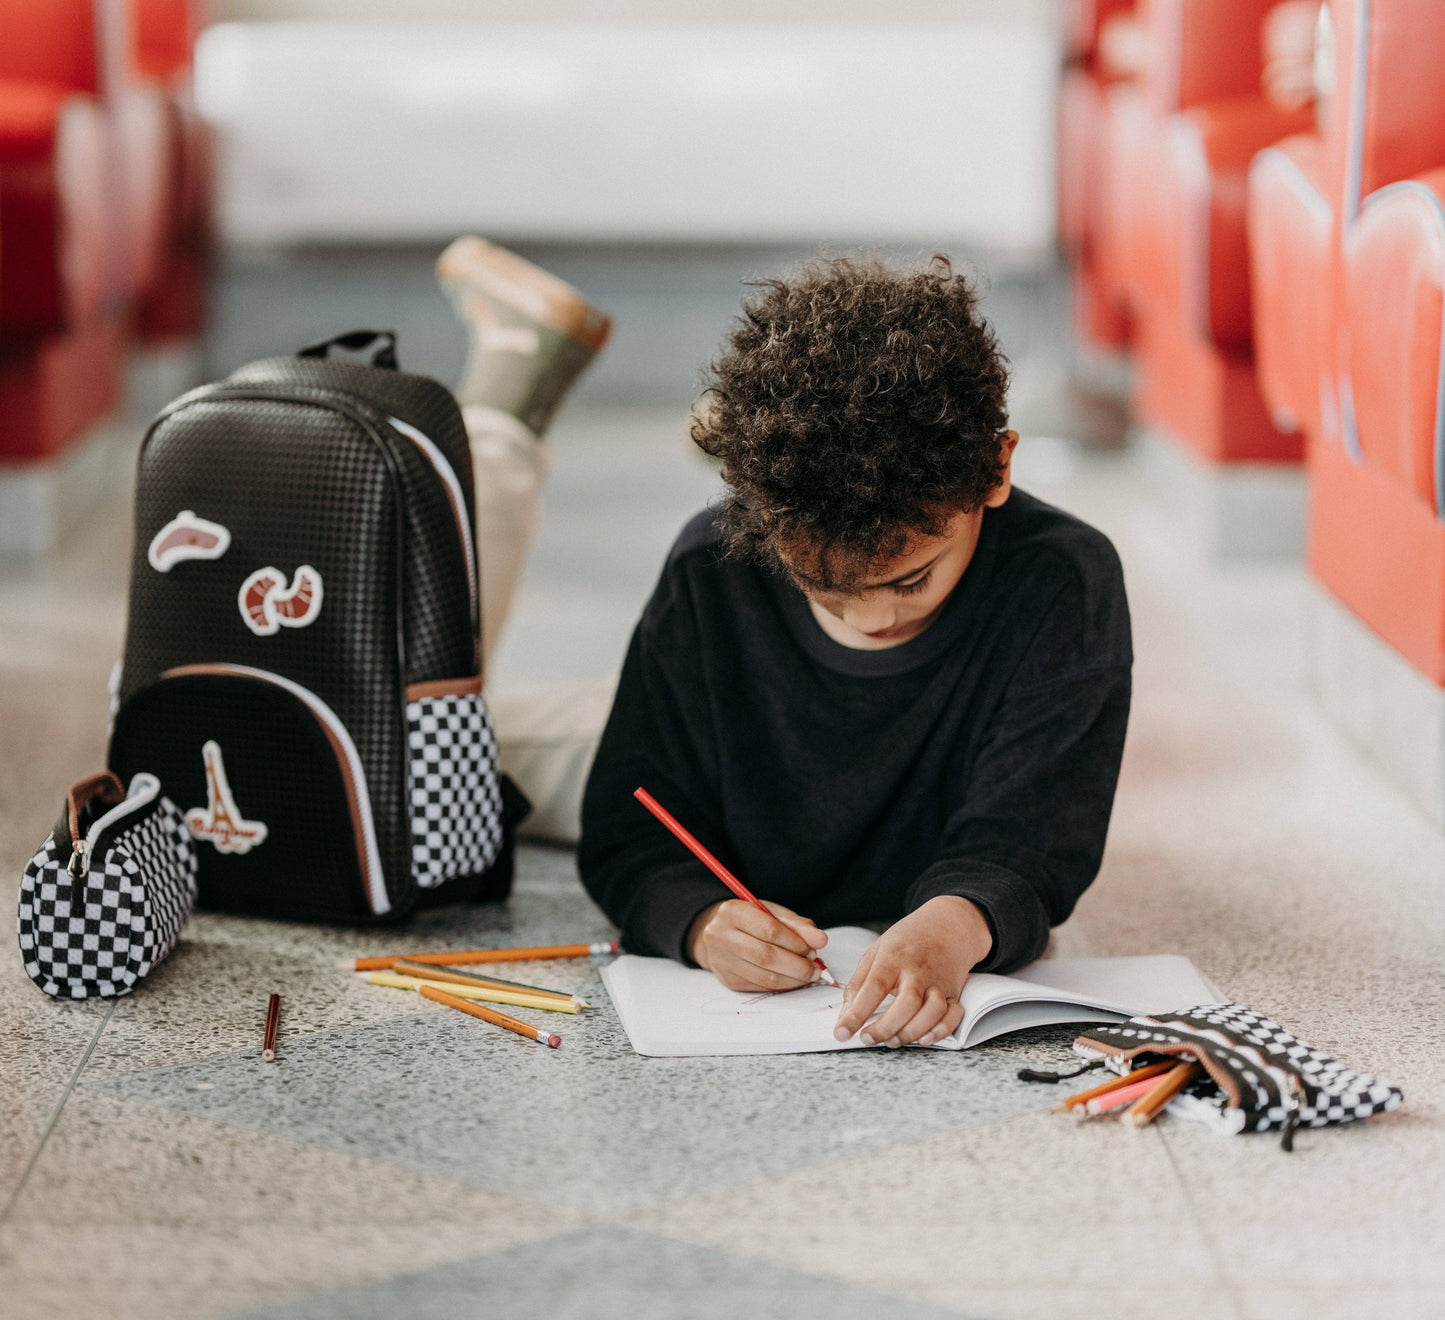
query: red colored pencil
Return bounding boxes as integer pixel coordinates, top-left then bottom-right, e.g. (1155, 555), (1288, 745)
(262, 992), (281, 1062)
(633, 786), (839, 987)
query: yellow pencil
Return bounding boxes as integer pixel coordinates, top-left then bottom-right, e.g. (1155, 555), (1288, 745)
(366, 970), (582, 1015)
(391, 958), (588, 1008)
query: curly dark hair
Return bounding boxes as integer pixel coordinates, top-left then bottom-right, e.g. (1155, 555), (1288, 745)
(691, 254), (1010, 591)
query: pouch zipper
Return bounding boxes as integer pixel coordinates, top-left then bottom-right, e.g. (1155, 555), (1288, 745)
(162, 663), (391, 916)
(386, 415), (478, 624)
(67, 773), (161, 881)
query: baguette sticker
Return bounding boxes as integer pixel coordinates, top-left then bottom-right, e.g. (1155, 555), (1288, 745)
(148, 511), (232, 572)
(186, 740), (268, 854)
(239, 565), (324, 636)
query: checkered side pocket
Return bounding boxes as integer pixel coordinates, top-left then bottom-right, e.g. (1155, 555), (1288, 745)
(16, 795), (197, 1000)
(405, 691), (504, 889)
(1075, 1004), (1403, 1137)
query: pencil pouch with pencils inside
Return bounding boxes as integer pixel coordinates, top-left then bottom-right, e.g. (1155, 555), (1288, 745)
(17, 771), (198, 999)
(1072, 1004), (1402, 1146)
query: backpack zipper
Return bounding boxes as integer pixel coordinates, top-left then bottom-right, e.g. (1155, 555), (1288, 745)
(162, 663), (391, 916)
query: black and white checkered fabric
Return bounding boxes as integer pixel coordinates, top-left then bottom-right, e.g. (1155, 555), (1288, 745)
(1075, 1003), (1403, 1136)
(406, 692), (504, 889)
(16, 794), (197, 1000)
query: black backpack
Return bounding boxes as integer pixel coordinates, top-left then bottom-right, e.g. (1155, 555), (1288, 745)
(109, 331), (525, 923)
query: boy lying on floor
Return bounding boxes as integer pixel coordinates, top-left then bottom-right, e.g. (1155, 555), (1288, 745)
(578, 256), (1132, 1050)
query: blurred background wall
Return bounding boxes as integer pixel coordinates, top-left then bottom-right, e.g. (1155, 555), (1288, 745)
(197, 3), (1061, 255)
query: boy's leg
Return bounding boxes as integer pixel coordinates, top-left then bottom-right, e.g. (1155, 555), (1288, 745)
(437, 237), (614, 840)
(437, 235), (611, 666)
(486, 678), (617, 844)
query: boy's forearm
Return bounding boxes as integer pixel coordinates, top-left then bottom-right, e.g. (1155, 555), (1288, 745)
(579, 850), (729, 963)
(905, 858), (1051, 974)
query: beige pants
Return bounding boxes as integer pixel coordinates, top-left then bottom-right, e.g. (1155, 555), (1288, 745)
(465, 404), (613, 844)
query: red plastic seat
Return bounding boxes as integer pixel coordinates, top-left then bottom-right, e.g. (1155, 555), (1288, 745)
(0, 0), (185, 460)
(1058, 0), (1139, 354)
(1246, 133), (1332, 438)
(1249, 0), (1445, 681)
(1099, 0), (1311, 463)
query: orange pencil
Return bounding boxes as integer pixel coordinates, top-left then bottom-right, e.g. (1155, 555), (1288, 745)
(1053, 1060), (1176, 1113)
(420, 984), (562, 1047)
(1127, 1061), (1201, 1128)
(632, 786), (839, 988)
(350, 941), (618, 973)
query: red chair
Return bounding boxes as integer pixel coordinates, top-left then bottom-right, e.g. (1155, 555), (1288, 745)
(1101, 0), (1311, 463)
(1299, 0), (1445, 681)
(0, 0), (174, 461)
(1058, 0), (1139, 356)
(0, 2), (120, 461)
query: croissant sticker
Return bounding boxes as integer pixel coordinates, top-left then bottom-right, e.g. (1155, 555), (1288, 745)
(148, 510), (231, 572)
(239, 564), (324, 636)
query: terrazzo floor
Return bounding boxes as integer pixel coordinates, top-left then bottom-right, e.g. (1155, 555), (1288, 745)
(2, 258), (1444, 1319)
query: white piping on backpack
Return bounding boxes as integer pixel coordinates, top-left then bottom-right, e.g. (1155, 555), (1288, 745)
(387, 415), (478, 623)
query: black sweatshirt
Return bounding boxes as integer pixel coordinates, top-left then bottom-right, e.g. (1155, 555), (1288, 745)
(578, 488), (1132, 974)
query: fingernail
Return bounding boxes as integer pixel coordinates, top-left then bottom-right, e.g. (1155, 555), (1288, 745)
(886, 1036), (900, 1049)
(834, 1026), (852, 1042)
(860, 1032), (875, 1046)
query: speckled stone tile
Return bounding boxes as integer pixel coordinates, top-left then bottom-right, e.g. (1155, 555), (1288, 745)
(1156, 1110), (1445, 1293)
(78, 845), (613, 1080)
(220, 1224), (974, 1320)
(84, 1006), (1077, 1218)
(625, 1108), (1225, 1313)
(0, 1091), (578, 1320)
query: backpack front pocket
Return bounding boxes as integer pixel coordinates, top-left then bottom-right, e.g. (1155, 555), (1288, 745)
(110, 665), (392, 920)
(404, 677), (504, 888)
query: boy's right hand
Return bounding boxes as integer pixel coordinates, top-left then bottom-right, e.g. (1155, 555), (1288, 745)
(687, 899), (829, 992)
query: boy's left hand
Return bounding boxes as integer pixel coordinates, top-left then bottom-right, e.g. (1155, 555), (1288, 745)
(833, 896), (993, 1048)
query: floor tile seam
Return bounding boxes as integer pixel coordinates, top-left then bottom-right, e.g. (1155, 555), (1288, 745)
(0, 1000), (116, 1230)
(1156, 1126), (1245, 1320)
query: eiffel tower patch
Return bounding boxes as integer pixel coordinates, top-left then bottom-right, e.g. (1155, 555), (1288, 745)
(185, 740), (269, 854)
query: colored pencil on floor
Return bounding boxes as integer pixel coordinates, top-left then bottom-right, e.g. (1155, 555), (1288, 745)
(391, 958), (587, 1007)
(349, 941), (618, 972)
(1127, 1061), (1201, 1128)
(1053, 1060), (1175, 1112)
(420, 983), (562, 1047)
(262, 992), (281, 1062)
(367, 970), (582, 1014)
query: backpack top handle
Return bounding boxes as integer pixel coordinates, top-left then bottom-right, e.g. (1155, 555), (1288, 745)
(297, 329), (399, 371)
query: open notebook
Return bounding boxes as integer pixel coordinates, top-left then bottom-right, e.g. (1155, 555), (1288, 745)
(602, 926), (1221, 1057)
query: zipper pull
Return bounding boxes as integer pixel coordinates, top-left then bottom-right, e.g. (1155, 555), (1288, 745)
(1280, 1074), (1303, 1153)
(67, 838), (89, 880)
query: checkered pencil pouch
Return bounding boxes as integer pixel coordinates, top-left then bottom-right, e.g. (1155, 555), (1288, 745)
(1073, 1005), (1402, 1147)
(17, 771), (197, 999)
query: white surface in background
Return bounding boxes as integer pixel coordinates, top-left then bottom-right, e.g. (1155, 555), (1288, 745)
(196, 21), (1060, 251)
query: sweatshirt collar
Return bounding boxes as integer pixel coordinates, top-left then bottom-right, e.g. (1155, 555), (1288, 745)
(770, 506), (1002, 677)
